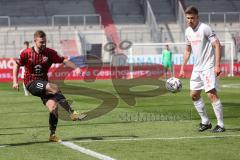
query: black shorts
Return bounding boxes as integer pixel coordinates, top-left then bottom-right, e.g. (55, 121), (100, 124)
(27, 80), (55, 105)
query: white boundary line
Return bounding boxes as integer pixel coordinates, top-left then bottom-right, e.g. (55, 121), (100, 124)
(0, 145), (8, 148)
(74, 134), (240, 143)
(221, 84), (240, 88)
(60, 141), (116, 160)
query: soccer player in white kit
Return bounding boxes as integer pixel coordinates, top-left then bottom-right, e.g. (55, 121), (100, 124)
(179, 6), (225, 132)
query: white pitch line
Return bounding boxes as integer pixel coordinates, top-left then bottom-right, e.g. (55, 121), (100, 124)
(221, 84), (240, 88)
(61, 141), (116, 160)
(0, 145), (7, 148)
(74, 134), (240, 143)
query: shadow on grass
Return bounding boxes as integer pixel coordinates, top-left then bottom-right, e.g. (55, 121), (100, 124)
(0, 121), (133, 130)
(69, 135), (138, 141)
(222, 103), (240, 108)
(0, 111), (46, 115)
(0, 140), (50, 147)
(225, 128), (240, 132)
(0, 133), (23, 136)
(0, 135), (138, 147)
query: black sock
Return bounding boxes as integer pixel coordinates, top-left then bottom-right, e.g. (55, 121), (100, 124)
(54, 92), (74, 114)
(54, 92), (66, 101)
(49, 112), (58, 135)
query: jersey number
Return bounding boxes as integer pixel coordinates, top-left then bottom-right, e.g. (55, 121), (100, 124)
(36, 83), (44, 90)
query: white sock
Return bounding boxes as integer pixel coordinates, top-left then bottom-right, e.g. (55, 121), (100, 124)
(23, 83), (29, 96)
(193, 98), (210, 125)
(212, 99), (224, 128)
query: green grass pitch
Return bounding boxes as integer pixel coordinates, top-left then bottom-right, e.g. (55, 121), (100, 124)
(0, 77), (240, 160)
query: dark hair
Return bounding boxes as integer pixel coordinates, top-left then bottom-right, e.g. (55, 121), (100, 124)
(185, 6), (198, 15)
(34, 30), (46, 39)
(24, 41), (29, 46)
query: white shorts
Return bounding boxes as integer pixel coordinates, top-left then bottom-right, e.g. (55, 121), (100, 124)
(190, 67), (219, 92)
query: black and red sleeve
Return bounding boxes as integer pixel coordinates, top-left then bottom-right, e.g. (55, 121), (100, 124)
(49, 49), (64, 64)
(16, 51), (27, 66)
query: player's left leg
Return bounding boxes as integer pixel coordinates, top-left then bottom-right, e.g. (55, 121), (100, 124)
(203, 68), (225, 132)
(22, 83), (29, 96)
(206, 89), (225, 132)
(46, 83), (87, 121)
(21, 67), (29, 96)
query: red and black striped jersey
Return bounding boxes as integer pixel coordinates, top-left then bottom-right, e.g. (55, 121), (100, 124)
(16, 47), (64, 86)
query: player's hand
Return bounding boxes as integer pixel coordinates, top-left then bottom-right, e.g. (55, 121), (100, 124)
(12, 82), (19, 91)
(179, 68), (185, 78)
(73, 67), (82, 76)
(214, 66), (221, 77)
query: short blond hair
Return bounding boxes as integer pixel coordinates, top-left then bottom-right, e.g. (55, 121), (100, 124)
(185, 6), (198, 15)
(34, 30), (46, 39)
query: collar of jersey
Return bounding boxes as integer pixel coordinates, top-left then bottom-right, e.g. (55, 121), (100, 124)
(192, 22), (201, 32)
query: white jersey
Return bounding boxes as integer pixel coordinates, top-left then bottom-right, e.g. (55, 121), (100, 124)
(185, 22), (218, 71)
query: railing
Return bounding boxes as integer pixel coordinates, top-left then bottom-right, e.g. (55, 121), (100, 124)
(52, 14), (102, 28)
(0, 16), (11, 27)
(142, 0), (162, 42)
(199, 12), (240, 26)
(118, 29), (153, 42)
(170, 0), (185, 41)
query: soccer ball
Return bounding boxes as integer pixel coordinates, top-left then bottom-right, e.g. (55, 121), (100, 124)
(165, 77), (182, 93)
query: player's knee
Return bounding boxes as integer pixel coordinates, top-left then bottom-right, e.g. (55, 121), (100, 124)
(190, 93), (200, 101)
(46, 83), (60, 94)
(207, 90), (218, 103)
(46, 99), (57, 112)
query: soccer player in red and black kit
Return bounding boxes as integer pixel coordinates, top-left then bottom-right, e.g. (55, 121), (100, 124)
(12, 30), (86, 142)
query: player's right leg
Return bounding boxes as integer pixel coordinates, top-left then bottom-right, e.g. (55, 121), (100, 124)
(163, 66), (168, 79)
(170, 63), (174, 77)
(45, 83), (87, 121)
(190, 71), (211, 132)
(45, 99), (61, 142)
(191, 90), (212, 132)
(203, 68), (225, 132)
(209, 93), (225, 132)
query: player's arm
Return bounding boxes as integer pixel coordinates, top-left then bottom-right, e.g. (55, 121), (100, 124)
(63, 59), (82, 75)
(179, 45), (191, 77)
(63, 59), (78, 69)
(206, 25), (222, 76)
(212, 40), (221, 76)
(162, 51), (165, 64)
(50, 50), (82, 75)
(12, 61), (20, 91)
(13, 51), (26, 91)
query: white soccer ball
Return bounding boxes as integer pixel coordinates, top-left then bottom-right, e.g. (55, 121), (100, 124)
(165, 77), (182, 93)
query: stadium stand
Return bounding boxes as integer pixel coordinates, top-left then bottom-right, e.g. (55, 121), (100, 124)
(0, 0), (97, 26)
(60, 40), (79, 56)
(148, 0), (176, 23)
(185, 0), (237, 12)
(231, 0), (240, 11)
(108, 0), (145, 24)
(94, 0), (120, 45)
(185, 0), (240, 25)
